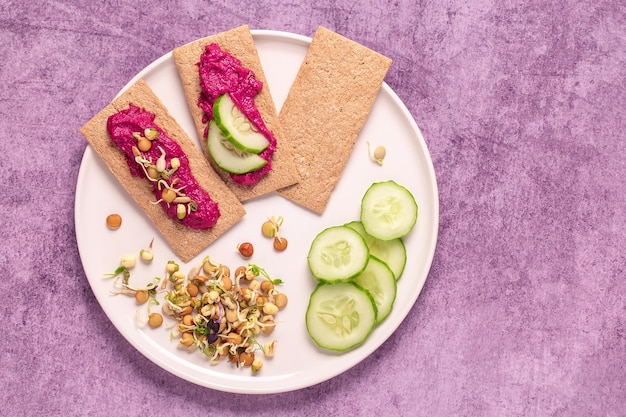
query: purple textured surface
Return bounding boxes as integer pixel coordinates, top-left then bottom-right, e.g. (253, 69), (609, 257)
(1, 1), (625, 416)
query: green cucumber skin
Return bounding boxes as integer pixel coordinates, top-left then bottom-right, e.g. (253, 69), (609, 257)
(305, 282), (377, 352)
(213, 94), (269, 154)
(206, 121), (267, 174)
(344, 220), (407, 280)
(352, 256), (397, 324)
(305, 181), (418, 353)
(307, 226), (370, 284)
(360, 180), (418, 241)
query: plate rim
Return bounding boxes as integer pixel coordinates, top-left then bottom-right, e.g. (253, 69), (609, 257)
(75, 28), (439, 394)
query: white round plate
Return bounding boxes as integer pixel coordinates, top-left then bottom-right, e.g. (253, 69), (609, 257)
(75, 30), (439, 394)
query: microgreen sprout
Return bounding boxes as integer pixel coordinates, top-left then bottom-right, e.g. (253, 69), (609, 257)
(105, 265), (128, 278)
(247, 264), (284, 285)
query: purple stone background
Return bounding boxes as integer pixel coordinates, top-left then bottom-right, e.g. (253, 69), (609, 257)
(1, 1), (624, 416)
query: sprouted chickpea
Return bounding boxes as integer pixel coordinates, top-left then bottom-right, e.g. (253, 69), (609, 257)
(120, 254), (137, 269)
(135, 290), (150, 304)
(273, 236), (288, 251)
(148, 312), (163, 328)
(261, 216), (283, 238)
(163, 260), (286, 372)
(263, 340), (277, 357)
(367, 141), (386, 165)
(140, 238), (154, 262)
(251, 357), (263, 372)
(105, 250), (286, 374)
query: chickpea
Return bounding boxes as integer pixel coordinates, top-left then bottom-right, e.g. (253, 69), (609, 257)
(176, 204), (186, 220)
(147, 166), (159, 180)
(274, 293), (288, 309)
(200, 304), (214, 317)
(239, 326), (253, 338)
(225, 309), (238, 323)
(180, 332), (194, 347)
(237, 242), (254, 258)
(238, 351), (255, 366)
(202, 261), (216, 275)
(182, 314), (194, 326)
(134, 290), (149, 304)
(161, 188), (176, 204)
(143, 128), (159, 140)
(226, 332), (243, 345)
(263, 302), (279, 315)
(261, 220), (277, 238)
(273, 236), (288, 251)
(162, 303), (174, 317)
(234, 266), (247, 280)
(373, 145), (386, 164)
(219, 265), (230, 278)
(192, 274), (208, 283)
(221, 275), (232, 291)
(208, 290), (220, 303)
(240, 288), (253, 302)
(178, 306), (193, 316)
(139, 249), (153, 262)
(186, 282), (199, 297)
(166, 260), (179, 274)
(255, 295), (267, 308)
(120, 254), (137, 269)
(260, 280), (274, 293)
(106, 214), (122, 230)
(252, 357), (263, 372)
(148, 313), (163, 328)
(216, 343), (229, 356)
(137, 138), (152, 152)
(261, 319), (276, 335)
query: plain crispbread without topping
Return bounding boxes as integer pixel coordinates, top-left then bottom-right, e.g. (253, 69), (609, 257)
(80, 80), (246, 262)
(172, 25), (300, 202)
(277, 27), (392, 214)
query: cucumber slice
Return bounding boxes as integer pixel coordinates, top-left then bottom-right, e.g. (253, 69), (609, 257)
(360, 180), (418, 241)
(207, 120), (267, 174)
(345, 221), (407, 280)
(307, 226), (369, 283)
(306, 282), (377, 352)
(352, 256), (397, 324)
(213, 94), (270, 154)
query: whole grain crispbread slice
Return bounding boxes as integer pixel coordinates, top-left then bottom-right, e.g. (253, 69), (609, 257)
(80, 80), (246, 263)
(172, 25), (300, 202)
(277, 27), (392, 214)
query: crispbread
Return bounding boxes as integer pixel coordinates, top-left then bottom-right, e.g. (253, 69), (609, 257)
(172, 25), (300, 202)
(80, 80), (246, 262)
(277, 27), (392, 214)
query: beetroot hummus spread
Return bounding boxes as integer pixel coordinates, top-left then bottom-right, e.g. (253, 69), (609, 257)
(107, 104), (220, 229)
(197, 43), (276, 186)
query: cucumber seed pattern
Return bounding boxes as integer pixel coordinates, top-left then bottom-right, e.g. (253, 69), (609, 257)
(318, 296), (360, 337)
(371, 195), (403, 227)
(320, 240), (352, 268)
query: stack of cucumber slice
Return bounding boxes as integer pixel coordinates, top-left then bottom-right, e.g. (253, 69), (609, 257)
(306, 180), (418, 352)
(207, 94), (270, 174)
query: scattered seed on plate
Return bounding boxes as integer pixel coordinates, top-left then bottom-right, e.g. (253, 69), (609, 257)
(106, 213), (122, 230)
